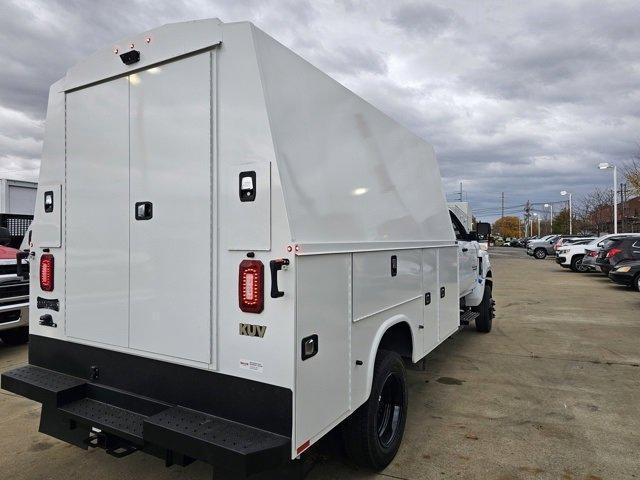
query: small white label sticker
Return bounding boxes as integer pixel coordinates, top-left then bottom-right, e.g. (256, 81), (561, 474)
(240, 359), (264, 373)
(241, 176), (254, 190)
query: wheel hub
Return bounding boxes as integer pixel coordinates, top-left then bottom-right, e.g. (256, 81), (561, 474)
(376, 373), (404, 448)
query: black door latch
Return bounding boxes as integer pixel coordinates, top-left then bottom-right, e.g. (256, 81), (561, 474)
(270, 258), (289, 298)
(135, 202), (153, 220)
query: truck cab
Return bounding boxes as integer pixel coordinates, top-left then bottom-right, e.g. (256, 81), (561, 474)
(450, 211), (479, 297)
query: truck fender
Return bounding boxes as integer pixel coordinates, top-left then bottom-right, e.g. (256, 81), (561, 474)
(363, 314), (416, 400)
(464, 276), (486, 307)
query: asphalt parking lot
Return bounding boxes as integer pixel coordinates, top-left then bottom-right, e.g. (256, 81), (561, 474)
(1, 247), (639, 480)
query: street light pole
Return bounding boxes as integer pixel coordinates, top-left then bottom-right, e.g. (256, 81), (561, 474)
(560, 191), (572, 234)
(613, 165), (617, 234)
(544, 203), (553, 233)
(598, 163), (618, 234)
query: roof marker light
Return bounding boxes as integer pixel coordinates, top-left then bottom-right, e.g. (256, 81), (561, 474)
(113, 48), (119, 54)
(145, 37), (151, 43)
(130, 43), (135, 49)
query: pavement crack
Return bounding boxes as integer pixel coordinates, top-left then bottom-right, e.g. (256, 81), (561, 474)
(379, 474), (411, 480)
(474, 350), (639, 367)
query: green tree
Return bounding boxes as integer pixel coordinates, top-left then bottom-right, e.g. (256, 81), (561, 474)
(552, 208), (570, 234)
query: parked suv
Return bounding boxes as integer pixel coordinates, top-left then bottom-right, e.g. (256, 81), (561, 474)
(527, 235), (560, 259)
(555, 237), (599, 272)
(595, 236), (640, 275)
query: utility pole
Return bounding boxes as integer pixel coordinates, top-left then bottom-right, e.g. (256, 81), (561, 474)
(620, 183), (627, 232)
(501, 192), (504, 219)
(459, 181), (463, 202)
(524, 200), (531, 236)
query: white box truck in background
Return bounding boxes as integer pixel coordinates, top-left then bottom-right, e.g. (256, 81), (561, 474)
(2, 19), (494, 479)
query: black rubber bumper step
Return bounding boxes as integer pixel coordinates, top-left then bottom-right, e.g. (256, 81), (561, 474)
(1, 365), (85, 406)
(145, 406), (290, 476)
(60, 398), (146, 445)
(1, 364), (291, 477)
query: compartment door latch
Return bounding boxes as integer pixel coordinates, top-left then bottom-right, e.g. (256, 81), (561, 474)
(135, 201), (153, 220)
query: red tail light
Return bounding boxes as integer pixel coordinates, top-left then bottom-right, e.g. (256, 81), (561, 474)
(238, 260), (264, 313)
(40, 254), (54, 292)
(588, 251), (597, 257)
(606, 248), (622, 258)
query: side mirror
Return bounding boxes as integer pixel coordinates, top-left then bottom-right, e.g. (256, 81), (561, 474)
(467, 232), (479, 242)
(0, 227), (10, 246)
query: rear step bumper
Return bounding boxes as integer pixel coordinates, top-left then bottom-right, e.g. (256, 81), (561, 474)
(2, 363), (291, 478)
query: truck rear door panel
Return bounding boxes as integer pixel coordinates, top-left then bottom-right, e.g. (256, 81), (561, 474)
(128, 54), (212, 363)
(66, 78), (130, 347)
(65, 53), (213, 364)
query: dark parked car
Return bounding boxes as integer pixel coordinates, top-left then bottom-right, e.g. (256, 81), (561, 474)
(595, 236), (640, 275)
(609, 259), (640, 291)
(510, 238), (526, 248)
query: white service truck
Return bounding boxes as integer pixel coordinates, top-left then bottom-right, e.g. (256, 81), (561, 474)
(1, 19), (494, 479)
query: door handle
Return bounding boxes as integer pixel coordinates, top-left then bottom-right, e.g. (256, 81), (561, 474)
(135, 202), (153, 220)
(270, 258), (290, 298)
(462, 247), (469, 252)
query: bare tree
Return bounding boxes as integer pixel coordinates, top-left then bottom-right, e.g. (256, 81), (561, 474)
(623, 154), (640, 196)
(577, 187), (614, 234)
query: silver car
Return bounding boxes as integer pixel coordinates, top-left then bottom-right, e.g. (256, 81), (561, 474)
(526, 235), (561, 259)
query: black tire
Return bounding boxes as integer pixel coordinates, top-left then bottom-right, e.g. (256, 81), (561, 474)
(570, 254), (586, 272)
(343, 350), (408, 470)
(0, 326), (29, 345)
(534, 248), (547, 259)
(474, 285), (494, 333)
(634, 273), (640, 292)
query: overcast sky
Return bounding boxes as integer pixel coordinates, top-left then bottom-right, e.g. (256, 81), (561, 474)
(1, 0), (639, 221)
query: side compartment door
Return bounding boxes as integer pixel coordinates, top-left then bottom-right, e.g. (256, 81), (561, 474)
(128, 54), (213, 363)
(66, 78), (130, 346)
(422, 249), (439, 354)
(438, 247), (460, 341)
(295, 254), (350, 448)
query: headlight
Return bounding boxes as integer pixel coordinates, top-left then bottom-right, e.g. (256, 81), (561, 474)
(615, 266), (631, 273)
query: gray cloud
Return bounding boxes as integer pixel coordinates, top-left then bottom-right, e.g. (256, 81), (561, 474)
(0, 0), (638, 220)
(386, 2), (460, 37)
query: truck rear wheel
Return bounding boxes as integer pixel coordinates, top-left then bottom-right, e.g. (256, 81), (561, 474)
(0, 326), (29, 345)
(474, 285), (494, 333)
(343, 349), (407, 470)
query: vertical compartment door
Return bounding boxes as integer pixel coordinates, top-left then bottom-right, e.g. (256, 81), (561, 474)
(438, 247), (460, 341)
(129, 54), (213, 363)
(422, 249), (439, 354)
(66, 78), (130, 346)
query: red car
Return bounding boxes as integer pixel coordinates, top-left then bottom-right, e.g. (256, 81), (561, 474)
(0, 243), (30, 345)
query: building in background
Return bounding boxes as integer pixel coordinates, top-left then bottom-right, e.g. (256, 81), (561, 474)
(0, 180), (37, 215)
(590, 196), (640, 233)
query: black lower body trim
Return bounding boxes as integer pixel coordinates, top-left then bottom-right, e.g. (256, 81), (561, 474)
(2, 335), (296, 478)
(28, 335), (292, 436)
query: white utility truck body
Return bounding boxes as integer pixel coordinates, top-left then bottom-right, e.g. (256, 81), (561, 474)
(2, 19), (493, 479)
